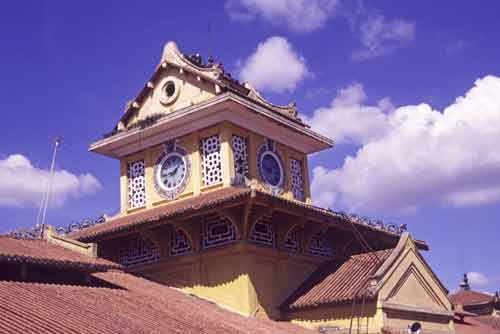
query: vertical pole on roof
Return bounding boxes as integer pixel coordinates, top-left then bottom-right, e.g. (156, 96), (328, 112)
(38, 137), (61, 238)
(208, 19), (213, 61)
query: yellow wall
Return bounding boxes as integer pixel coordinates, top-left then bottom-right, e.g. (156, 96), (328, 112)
(287, 303), (379, 334)
(119, 122), (311, 213)
(138, 242), (321, 318)
(127, 66), (217, 128)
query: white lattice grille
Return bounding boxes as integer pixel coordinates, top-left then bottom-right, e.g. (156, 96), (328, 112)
(307, 231), (333, 257)
(202, 214), (236, 249)
(250, 215), (274, 246)
(290, 158), (305, 201)
(201, 135), (223, 186)
(232, 135), (249, 177)
(284, 227), (301, 253)
(118, 236), (160, 266)
(170, 229), (193, 256)
(127, 160), (146, 209)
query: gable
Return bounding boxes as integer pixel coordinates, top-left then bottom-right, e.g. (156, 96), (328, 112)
(377, 239), (452, 313)
(386, 264), (445, 311)
(125, 67), (217, 129)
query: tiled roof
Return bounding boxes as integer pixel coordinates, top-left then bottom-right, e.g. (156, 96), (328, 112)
(455, 315), (500, 334)
(450, 290), (494, 306)
(72, 187), (252, 241)
(0, 270), (313, 334)
(0, 236), (119, 270)
(282, 248), (394, 310)
(72, 186), (427, 251)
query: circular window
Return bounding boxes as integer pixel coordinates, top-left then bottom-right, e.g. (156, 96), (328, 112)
(159, 78), (180, 105)
(259, 150), (284, 188)
(409, 322), (422, 334)
(164, 81), (176, 98)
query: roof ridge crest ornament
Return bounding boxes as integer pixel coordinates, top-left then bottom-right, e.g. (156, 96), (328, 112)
(160, 41), (223, 81)
(244, 82), (298, 118)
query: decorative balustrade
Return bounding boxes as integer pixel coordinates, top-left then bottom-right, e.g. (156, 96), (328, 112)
(7, 225), (44, 240)
(336, 211), (407, 235)
(55, 215), (106, 235)
(7, 215), (107, 240)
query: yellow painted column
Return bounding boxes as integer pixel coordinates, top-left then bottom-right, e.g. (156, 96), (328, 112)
(220, 126), (233, 187)
(145, 147), (154, 209)
(119, 159), (128, 213)
(191, 133), (201, 195)
(248, 132), (259, 186)
(303, 156), (312, 204)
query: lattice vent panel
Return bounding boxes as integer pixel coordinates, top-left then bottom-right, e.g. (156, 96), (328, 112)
(170, 229), (193, 256)
(307, 231), (334, 258)
(290, 158), (305, 201)
(202, 214), (237, 249)
(201, 135), (223, 186)
(118, 235), (160, 266)
(284, 226), (301, 253)
(232, 135), (249, 177)
(127, 160), (146, 209)
(250, 215), (275, 247)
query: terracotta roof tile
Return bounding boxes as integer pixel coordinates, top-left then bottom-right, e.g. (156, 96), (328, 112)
(282, 249), (394, 310)
(71, 186), (426, 252)
(455, 315), (500, 334)
(450, 290), (494, 306)
(0, 270), (313, 334)
(72, 187), (252, 241)
(0, 236), (119, 270)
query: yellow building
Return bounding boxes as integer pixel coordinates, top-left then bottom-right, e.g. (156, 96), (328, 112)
(70, 41), (455, 334)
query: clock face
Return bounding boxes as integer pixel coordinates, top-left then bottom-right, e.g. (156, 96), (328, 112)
(260, 151), (283, 187)
(157, 153), (187, 191)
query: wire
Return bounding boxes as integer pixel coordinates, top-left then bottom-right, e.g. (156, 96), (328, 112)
(346, 217), (380, 263)
(39, 137), (61, 238)
(346, 216), (383, 333)
(348, 294), (357, 334)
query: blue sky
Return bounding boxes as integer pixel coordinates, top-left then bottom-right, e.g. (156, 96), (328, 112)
(1, 0), (499, 292)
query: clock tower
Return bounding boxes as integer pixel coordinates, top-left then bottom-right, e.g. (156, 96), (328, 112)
(75, 42), (423, 319)
(90, 42), (332, 214)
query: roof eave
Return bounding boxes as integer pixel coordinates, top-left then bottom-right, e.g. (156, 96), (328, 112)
(89, 93), (333, 158)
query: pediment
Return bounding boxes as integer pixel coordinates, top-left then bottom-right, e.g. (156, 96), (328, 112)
(372, 234), (452, 316)
(386, 264), (446, 311)
(123, 65), (218, 129)
(112, 41), (302, 133)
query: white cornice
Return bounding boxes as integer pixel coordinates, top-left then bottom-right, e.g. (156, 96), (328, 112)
(90, 93), (333, 158)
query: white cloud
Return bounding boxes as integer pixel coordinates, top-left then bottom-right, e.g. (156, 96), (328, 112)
(467, 272), (491, 287)
(352, 14), (415, 60)
(310, 75), (500, 213)
(239, 36), (309, 93)
(303, 83), (393, 144)
(0, 154), (102, 208)
(225, 0), (338, 33)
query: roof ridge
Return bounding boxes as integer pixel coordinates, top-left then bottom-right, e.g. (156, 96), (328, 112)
(0, 279), (123, 290)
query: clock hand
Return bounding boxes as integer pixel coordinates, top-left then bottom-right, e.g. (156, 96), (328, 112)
(168, 164), (180, 176)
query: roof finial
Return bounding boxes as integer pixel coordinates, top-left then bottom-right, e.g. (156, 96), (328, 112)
(460, 273), (470, 291)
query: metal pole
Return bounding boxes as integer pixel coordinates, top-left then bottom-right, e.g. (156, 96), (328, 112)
(39, 137), (61, 238)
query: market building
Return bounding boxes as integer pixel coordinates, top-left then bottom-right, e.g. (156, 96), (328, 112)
(2, 41), (458, 334)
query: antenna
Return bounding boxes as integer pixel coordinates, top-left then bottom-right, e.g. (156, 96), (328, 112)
(207, 19), (213, 63)
(37, 137), (61, 238)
